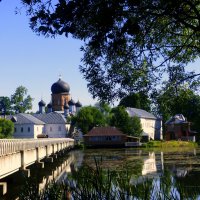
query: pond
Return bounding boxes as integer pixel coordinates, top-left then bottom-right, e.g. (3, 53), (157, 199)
(1, 147), (200, 199)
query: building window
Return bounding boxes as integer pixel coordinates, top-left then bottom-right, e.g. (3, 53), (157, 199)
(21, 127), (23, 133)
(58, 126), (61, 131)
(14, 128), (16, 133)
(50, 127), (52, 132)
(28, 127), (30, 132)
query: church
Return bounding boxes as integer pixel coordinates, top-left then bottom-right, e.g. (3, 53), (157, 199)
(10, 78), (82, 139)
(38, 77), (82, 116)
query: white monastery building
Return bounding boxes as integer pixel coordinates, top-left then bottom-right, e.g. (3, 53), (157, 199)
(10, 78), (82, 139)
(126, 107), (162, 140)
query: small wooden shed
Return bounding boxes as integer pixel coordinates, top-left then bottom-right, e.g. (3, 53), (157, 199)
(83, 127), (126, 147)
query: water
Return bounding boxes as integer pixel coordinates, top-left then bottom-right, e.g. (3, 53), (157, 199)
(1, 148), (200, 199)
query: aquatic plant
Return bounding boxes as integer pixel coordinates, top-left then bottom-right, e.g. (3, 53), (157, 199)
(19, 158), (200, 200)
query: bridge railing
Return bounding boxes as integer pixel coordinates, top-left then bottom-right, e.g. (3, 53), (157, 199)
(0, 138), (74, 157)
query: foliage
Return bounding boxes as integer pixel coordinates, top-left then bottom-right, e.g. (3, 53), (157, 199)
(19, 178), (66, 200)
(0, 118), (14, 138)
(110, 106), (143, 137)
(156, 85), (200, 132)
(95, 102), (112, 125)
(19, 0), (200, 102)
(119, 92), (151, 112)
(0, 96), (12, 115)
(72, 106), (106, 134)
(11, 86), (34, 113)
(129, 116), (143, 137)
(143, 140), (198, 148)
(19, 159), (200, 200)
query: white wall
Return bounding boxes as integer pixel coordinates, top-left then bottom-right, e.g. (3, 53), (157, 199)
(140, 118), (156, 140)
(14, 124), (44, 139)
(33, 125), (44, 138)
(44, 124), (68, 138)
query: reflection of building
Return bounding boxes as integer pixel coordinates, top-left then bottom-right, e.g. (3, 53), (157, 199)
(142, 152), (157, 175)
(130, 151), (164, 185)
(165, 114), (196, 141)
(126, 108), (162, 140)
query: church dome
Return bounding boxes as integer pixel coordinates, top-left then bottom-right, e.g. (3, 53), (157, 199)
(64, 103), (69, 109)
(75, 100), (82, 107)
(38, 100), (46, 107)
(47, 102), (52, 108)
(51, 78), (70, 94)
(68, 98), (75, 106)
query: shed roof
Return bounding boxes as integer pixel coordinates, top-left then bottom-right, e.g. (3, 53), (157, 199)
(126, 107), (156, 119)
(84, 127), (126, 137)
(33, 112), (66, 124)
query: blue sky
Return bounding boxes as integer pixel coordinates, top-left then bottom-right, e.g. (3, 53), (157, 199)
(0, 0), (97, 112)
(0, 0), (199, 112)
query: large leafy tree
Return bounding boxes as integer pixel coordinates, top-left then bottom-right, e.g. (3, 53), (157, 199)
(119, 92), (151, 112)
(0, 96), (12, 115)
(110, 106), (143, 137)
(157, 85), (200, 132)
(0, 118), (14, 138)
(19, 0), (200, 102)
(73, 106), (106, 134)
(95, 102), (112, 125)
(11, 86), (34, 113)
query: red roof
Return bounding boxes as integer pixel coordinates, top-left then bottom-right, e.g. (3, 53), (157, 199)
(84, 127), (125, 137)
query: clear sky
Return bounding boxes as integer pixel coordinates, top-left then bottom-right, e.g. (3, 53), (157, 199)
(0, 0), (97, 112)
(0, 0), (199, 112)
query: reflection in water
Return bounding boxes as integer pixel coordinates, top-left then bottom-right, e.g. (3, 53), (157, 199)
(1, 148), (200, 199)
(0, 150), (83, 200)
(142, 152), (157, 175)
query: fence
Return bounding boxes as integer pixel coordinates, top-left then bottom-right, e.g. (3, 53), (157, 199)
(0, 138), (74, 157)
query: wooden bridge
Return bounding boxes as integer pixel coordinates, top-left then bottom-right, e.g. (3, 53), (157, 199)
(0, 138), (74, 195)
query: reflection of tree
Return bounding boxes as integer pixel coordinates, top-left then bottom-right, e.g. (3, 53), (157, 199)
(67, 157), (156, 200)
(173, 171), (200, 199)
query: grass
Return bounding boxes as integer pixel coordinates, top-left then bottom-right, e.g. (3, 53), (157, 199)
(142, 140), (198, 148)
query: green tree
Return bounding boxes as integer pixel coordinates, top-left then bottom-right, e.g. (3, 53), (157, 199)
(0, 118), (14, 138)
(19, 0), (200, 102)
(119, 92), (151, 112)
(11, 86), (34, 113)
(95, 102), (112, 125)
(110, 106), (142, 137)
(157, 85), (200, 133)
(73, 106), (106, 134)
(0, 96), (12, 115)
(129, 116), (143, 137)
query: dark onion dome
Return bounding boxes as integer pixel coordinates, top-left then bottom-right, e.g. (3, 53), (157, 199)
(64, 103), (69, 109)
(47, 102), (52, 108)
(38, 100), (46, 107)
(75, 100), (82, 107)
(51, 78), (70, 94)
(68, 98), (75, 106)
(64, 100), (69, 109)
